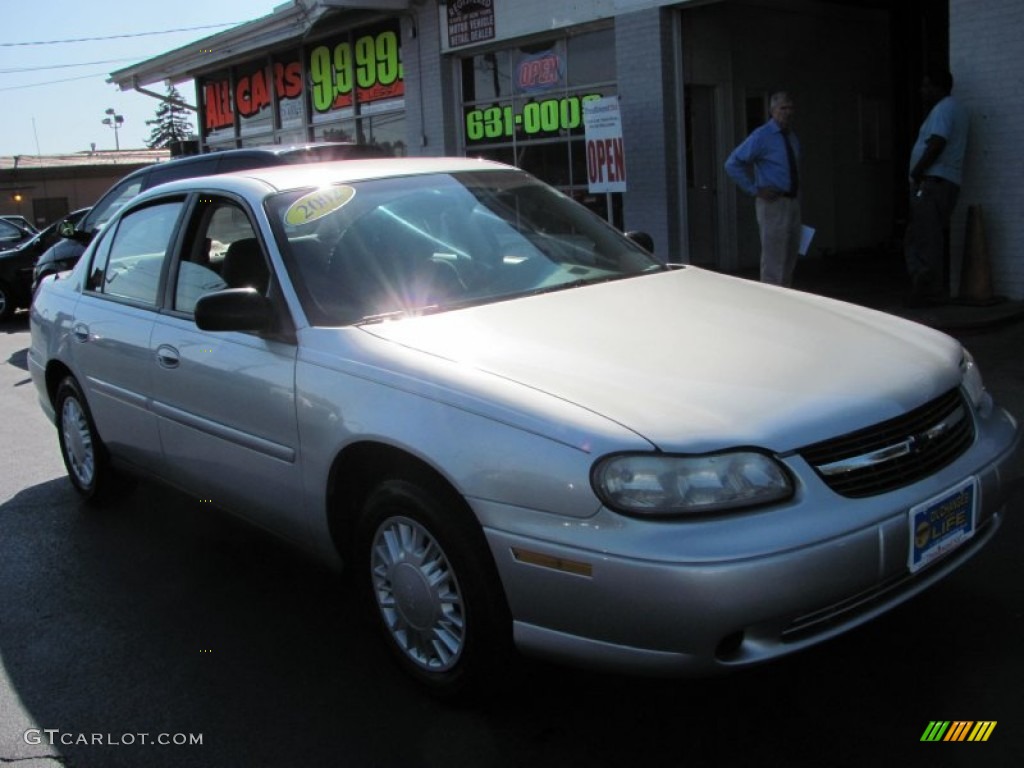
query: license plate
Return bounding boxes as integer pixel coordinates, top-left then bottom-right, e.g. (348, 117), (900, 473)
(908, 477), (977, 573)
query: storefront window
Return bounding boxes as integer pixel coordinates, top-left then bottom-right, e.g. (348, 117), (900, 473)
(200, 70), (236, 146)
(459, 26), (619, 223)
(362, 112), (407, 156)
(461, 50), (511, 102)
(313, 113), (406, 156)
(306, 20), (404, 143)
(566, 28), (615, 87)
(197, 20), (403, 151)
(275, 51), (305, 130)
(236, 60), (274, 138)
(314, 123), (359, 143)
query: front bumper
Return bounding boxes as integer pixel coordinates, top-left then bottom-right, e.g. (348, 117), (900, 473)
(480, 405), (1020, 676)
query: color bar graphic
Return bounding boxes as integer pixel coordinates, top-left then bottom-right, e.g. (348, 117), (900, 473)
(920, 721), (996, 742)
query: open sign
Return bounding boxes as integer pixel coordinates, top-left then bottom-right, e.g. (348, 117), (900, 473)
(583, 97), (627, 193)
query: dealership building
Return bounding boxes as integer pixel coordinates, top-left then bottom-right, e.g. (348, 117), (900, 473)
(109, 0), (1024, 299)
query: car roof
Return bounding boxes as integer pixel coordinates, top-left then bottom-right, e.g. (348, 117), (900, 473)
(145, 157), (517, 197)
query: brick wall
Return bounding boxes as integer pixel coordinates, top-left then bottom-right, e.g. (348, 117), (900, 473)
(616, 8), (682, 261)
(950, 0), (1024, 299)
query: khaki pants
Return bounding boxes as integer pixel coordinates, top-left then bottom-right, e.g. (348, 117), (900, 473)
(755, 196), (801, 286)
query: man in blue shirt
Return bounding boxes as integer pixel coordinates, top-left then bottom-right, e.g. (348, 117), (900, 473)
(725, 91), (801, 286)
(904, 70), (969, 305)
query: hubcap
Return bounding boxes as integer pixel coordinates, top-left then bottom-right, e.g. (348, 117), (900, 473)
(61, 396), (95, 487)
(371, 516), (465, 672)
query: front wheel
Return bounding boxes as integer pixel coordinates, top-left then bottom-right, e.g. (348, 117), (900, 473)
(0, 280), (13, 321)
(356, 477), (512, 700)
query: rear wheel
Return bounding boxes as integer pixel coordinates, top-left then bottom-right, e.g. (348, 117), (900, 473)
(356, 477), (512, 700)
(54, 376), (125, 502)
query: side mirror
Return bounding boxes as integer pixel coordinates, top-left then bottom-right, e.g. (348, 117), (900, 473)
(194, 288), (272, 332)
(59, 220), (77, 238)
(625, 230), (655, 253)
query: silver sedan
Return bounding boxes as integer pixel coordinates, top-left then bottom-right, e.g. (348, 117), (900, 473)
(29, 157), (1020, 698)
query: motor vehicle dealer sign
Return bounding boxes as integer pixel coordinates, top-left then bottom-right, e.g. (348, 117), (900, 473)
(583, 96), (627, 193)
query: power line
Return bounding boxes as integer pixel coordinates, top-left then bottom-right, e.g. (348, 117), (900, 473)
(0, 58), (140, 74)
(0, 22), (242, 47)
(0, 71), (117, 92)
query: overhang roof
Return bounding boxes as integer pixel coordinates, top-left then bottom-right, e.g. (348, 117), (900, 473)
(1, 150), (170, 172)
(108, 1), (410, 93)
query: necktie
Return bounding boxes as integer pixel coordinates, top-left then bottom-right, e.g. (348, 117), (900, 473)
(782, 131), (799, 196)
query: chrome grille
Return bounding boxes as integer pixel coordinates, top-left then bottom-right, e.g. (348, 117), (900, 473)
(800, 389), (974, 498)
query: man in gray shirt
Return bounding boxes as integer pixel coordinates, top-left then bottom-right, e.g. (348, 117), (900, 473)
(904, 70), (969, 305)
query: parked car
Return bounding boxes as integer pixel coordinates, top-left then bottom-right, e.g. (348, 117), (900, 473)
(0, 208), (90, 320)
(31, 142), (387, 292)
(1, 214), (38, 234)
(29, 158), (1020, 699)
(0, 217), (34, 254)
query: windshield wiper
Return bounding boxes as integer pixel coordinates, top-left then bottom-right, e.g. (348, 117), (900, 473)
(523, 272), (640, 298)
(355, 305), (444, 325)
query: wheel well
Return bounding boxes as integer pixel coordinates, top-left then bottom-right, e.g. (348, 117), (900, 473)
(326, 442), (473, 562)
(44, 361), (74, 406)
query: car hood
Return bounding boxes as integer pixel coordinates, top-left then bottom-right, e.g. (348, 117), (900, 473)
(358, 268), (962, 453)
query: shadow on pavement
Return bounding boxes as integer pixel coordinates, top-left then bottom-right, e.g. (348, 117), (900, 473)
(2, 473), (1022, 767)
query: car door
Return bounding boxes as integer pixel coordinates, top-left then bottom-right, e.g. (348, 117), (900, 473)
(148, 193), (305, 543)
(71, 197), (186, 470)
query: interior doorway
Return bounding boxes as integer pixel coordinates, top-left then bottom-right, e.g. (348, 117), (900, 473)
(684, 84), (719, 267)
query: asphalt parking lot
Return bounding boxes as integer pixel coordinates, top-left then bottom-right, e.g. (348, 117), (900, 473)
(1, 303), (1022, 768)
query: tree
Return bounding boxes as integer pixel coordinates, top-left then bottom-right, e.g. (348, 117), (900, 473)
(145, 85), (195, 149)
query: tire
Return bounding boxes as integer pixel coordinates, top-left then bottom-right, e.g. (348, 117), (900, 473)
(0, 280), (13, 321)
(54, 376), (124, 503)
(356, 477), (513, 701)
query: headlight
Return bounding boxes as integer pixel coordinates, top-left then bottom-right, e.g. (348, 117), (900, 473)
(960, 349), (991, 413)
(592, 451), (793, 517)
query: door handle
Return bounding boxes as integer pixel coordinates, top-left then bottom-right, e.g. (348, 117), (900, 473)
(155, 344), (180, 369)
(72, 323), (90, 342)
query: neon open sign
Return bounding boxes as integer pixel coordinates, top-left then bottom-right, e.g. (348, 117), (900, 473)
(515, 52), (563, 93)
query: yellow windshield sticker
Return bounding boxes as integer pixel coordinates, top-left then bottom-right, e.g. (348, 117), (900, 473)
(285, 186), (355, 226)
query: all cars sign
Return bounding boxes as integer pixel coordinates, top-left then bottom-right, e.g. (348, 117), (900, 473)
(583, 96), (627, 193)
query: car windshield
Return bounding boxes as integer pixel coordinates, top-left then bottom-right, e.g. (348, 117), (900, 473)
(267, 169), (664, 325)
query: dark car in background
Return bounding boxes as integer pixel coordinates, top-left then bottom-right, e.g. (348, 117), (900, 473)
(0, 218), (34, 255)
(1, 215), (38, 235)
(0, 208), (90, 320)
(32, 143), (387, 292)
